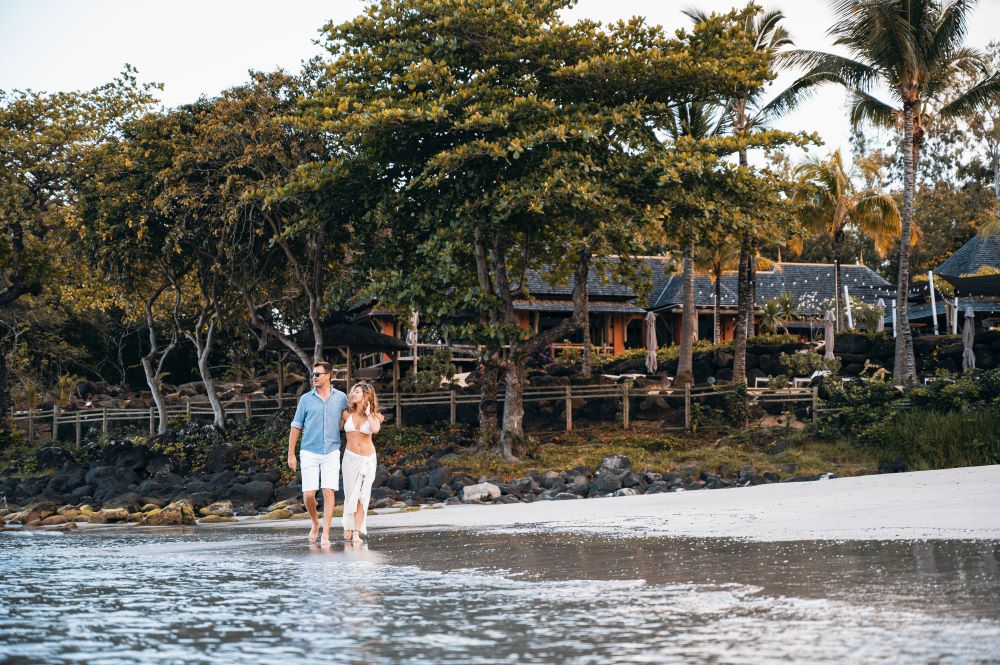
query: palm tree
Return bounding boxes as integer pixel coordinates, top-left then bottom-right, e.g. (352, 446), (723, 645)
(664, 101), (726, 387)
(792, 149), (905, 331)
(773, 0), (1000, 386)
(696, 245), (779, 344)
(685, 5), (797, 386)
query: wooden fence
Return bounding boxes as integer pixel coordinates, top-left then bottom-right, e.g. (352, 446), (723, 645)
(8, 383), (819, 446)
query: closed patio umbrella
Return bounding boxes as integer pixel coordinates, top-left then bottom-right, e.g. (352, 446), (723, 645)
(644, 311), (658, 374)
(876, 298), (885, 333)
(824, 310), (835, 361)
(962, 307), (976, 372)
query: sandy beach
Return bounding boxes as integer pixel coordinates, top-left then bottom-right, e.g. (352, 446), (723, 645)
(306, 465), (1000, 541)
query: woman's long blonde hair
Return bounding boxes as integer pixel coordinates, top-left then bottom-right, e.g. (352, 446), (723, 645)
(348, 382), (381, 418)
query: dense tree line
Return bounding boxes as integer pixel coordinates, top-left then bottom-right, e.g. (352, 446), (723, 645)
(2, 0), (998, 454)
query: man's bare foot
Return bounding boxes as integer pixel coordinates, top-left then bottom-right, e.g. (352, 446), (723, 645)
(308, 523), (320, 543)
(320, 533), (331, 546)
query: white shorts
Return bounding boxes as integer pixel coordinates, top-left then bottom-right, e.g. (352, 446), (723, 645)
(300, 450), (340, 492)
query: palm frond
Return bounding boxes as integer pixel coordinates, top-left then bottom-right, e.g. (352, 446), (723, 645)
(852, 191), (902, 256)
(937, 70), (1000, 120)
(848, 91), (900, 129)
(926, 0), (978, 69)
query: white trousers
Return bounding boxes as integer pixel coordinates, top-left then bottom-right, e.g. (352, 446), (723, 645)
(342, 449), (377, 534)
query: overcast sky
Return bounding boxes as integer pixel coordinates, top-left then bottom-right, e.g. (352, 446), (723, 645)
(2, 0), (998, 163)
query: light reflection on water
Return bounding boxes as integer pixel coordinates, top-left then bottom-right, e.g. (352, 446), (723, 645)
(0, 528), (998, 664)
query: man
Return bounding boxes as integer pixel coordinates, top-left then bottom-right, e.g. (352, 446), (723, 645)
(287, 361), (348, 545)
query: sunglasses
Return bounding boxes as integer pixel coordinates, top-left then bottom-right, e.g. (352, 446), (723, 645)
(312, 371), (328, 378)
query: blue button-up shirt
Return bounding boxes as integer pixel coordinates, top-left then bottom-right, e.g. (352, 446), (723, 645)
(291, 388), (348, 455)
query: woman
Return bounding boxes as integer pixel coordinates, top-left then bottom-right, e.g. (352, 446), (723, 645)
(341, 382), (383, 543)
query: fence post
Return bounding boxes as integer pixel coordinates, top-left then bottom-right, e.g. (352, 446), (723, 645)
(75, 411), (81, 447)
(102, 408), (108, 436)
(622, 382), (630, 431)
(449, 390), (456, 427)
(185, 401), (192, 422)
(148, 408), (155, 437)
(812, 385), (819, 423)
(244, 398), (251, 421)
(52, 404), (59, 442)
(395, 394), (403, 428)
(27, 408), (34, 444)
(565, 385), (573, 432)
(684, 385), (691, 433)
(278, 391), (284, 411)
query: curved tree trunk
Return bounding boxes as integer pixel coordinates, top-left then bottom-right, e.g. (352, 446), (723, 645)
(747, 239), (758, 338)
(580, 304), (592, 378)
(894, 102), (918, 387)
(675, 242), (697, 387)
(499, 360), (527, 460)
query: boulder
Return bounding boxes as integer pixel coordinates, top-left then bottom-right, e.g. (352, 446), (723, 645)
(89, 508), (130, 524)
(552, 492), (581, 500)
(229, 481), (274, 507)
(199, 501), (236, 518)
(614, 488), (639, 497)
(101, 442), (150, 471)
(141, 501), (196, 526)
(35, 446), (75, 470)
(103, 492), (142, 513)
(204, 443), (240, 474)
(461, 482), (501, 503)
(598, 455), (630, 474)
(588, 473), (622, 497)
(199, 515), (238, 524)
(257, 508), (292, 521)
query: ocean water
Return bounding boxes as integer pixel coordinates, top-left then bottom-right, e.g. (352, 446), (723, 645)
(1, 527), (998, 664)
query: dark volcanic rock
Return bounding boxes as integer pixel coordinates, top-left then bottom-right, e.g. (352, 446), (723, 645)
(36, 447), (75, 471)
(229, 481), (274, 507)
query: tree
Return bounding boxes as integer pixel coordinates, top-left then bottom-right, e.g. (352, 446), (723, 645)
(793, 149), (904, 330)
(306, 0), (785, 457)
(685, 4), (801, 386)
(1, 68), (156, 442)
(696, 245), (777, 344)
(776, 0), (1000, 386)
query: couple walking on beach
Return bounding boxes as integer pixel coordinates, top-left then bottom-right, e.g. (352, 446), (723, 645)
(286, 361), (384, 546)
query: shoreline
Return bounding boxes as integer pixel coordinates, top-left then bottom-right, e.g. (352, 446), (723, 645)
(11, 465), (998, 542)
(244, 464), (1000, 541)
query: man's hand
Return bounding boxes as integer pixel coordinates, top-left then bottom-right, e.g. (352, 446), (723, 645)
(287, 453), (297, 471)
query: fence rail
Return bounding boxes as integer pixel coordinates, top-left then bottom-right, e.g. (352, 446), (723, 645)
(9, 383), (819, 445)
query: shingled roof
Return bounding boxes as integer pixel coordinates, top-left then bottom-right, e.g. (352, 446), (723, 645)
(650, 263), (893, 316)
(522, 256), (670, 301)
(935, 233), (1000, 296)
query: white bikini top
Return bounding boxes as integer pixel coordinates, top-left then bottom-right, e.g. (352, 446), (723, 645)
(344, 413), (373, 435)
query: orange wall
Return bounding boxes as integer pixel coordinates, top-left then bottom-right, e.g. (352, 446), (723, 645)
(611, 314), (625, 355)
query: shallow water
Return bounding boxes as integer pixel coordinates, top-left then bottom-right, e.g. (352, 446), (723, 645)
(1, 527), (998, 664)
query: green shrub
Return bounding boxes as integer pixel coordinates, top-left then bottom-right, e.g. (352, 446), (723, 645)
(402, 349), (458, 393)
(813, 377), (901, 439)
(860, 409), (1000, 469)
(779, 351), (841, 377)
(909, 368), (1000, 412)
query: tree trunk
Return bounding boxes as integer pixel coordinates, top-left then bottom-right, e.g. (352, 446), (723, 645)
(580, 305), (592, 378)
(498, 360), (527, 461)
(833, 234), (843, 332)
(713, 269), (722, 345)
(143, 283), (178, 436)
(894, 102), (919, 388)
(747, 239), (758, 338)
(0, 346), (12, 445)
(675, 242), (697, 387)
(193, 317), (225, 429)
(732, 233), (751, 385)
(477, 351), (501, 450)
(992, 149), (999, 199)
